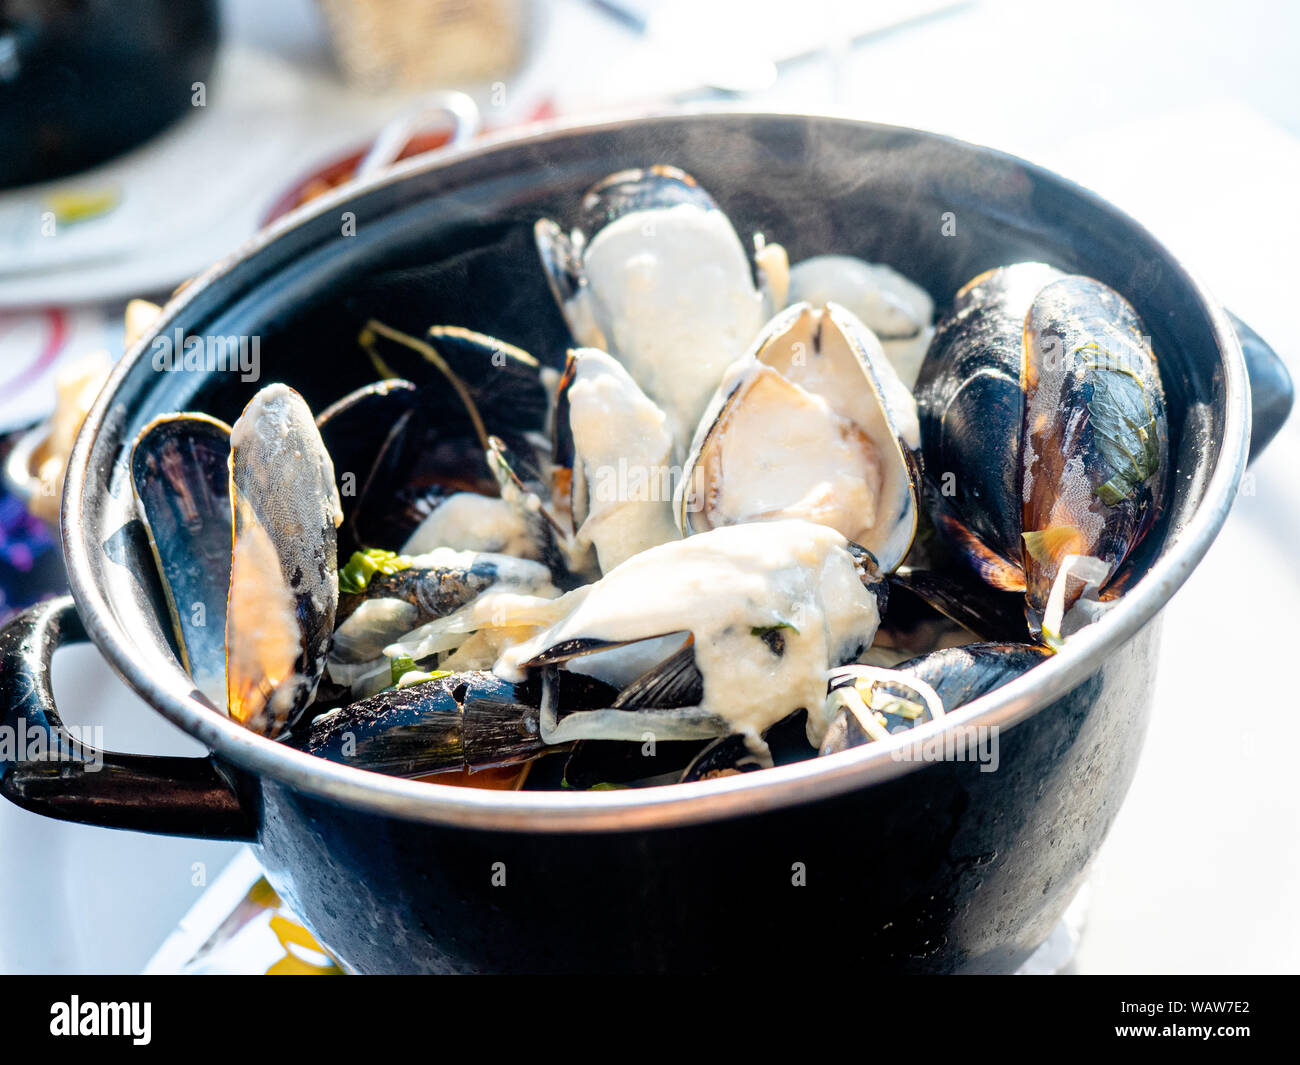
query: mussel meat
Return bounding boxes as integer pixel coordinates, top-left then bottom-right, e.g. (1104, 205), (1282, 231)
(678, 301), (920, 573)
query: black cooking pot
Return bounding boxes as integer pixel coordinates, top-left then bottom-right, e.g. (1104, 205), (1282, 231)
(0, 113), (1291, 974)
(0, 0), (220, 188)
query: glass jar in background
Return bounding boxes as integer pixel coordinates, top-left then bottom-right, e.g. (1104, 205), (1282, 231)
(317, 0), (528, 90)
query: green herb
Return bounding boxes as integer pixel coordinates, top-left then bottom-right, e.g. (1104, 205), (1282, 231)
(751, 621), (798, 637)
(388, 654), (418, 685)
(395, 668), (452, 690)
(339, 549), (412, 595)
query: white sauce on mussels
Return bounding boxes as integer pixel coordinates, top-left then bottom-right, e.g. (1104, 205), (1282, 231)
(495, 520), (881, 740)
(565, 348), (680, 572)
(787, 255), (935, 390)
(581, 204), (765, 449)
(402, 492), (538, 558)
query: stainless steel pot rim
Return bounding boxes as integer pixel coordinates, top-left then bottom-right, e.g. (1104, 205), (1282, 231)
(60, 109), (1250, 834)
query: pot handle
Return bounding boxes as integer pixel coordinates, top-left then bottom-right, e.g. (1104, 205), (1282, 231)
(1230, 312), (1293, 462)
(0, 596), (255, 840)
(355, 90), (481, 179)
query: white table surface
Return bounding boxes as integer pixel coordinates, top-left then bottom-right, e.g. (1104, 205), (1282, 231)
(1, 0), (1296, 973)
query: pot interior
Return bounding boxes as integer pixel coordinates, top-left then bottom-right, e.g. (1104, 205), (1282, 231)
(74, 114), (1229, 750)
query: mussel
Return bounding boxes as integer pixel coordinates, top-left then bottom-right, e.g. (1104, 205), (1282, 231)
(915, 265), (1168, 641)
(785, 254), (935, 388)
(292, 669), (616, 779)
(677, 709), (817, 782)
(536, 165), (787, 450)
(336, 546), (555, 627)
(551, 347), (680, 573)
(132, 384), (343, 738)
(226, 384), (342, 736)
(326, 547), (560, 697)
(497, 519), (888, 744)
(361, 320), (550, 439)
(678, 301), (920, 573)
(130, 413), (233, 707)
(336, 326), (546, 559)
(817, 642), (1050, 755)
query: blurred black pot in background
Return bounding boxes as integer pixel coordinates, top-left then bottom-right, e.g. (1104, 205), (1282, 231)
(0, 0), (220, 189)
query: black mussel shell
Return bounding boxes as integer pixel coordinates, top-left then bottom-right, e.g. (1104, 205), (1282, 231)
(678, 709), (816, 783)
(293, 670), (619, 779)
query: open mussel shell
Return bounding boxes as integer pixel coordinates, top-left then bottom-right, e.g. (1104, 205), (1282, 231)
(226, 384), (342, 738)
(551, 347), (680, 574)
(505, 624), (736, 747)
(893, 643), (1051, 712)
(338, 549), (552, 625)
(316, 378), (420, 557)
(1020, 276), (1168, 634)
(678, 710), (816, 783)
(318, 375), (529, 557)
(785, 254), (935, 388)
(819, 642), (1049, 756)
(130, 413), (233, 709)
(485, 434), (579, 584)
(679, 301), (920, 573)
(534, 218), (596, 346)
(528, 632), (731, 746)
(535, 165), (772, 450)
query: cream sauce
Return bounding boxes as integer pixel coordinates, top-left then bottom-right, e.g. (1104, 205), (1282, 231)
(582, 203), (765, 449)
(402, 492), (538, 558)
(495, 520), (881, 740)
(565, 348), (679, 572)
(787, 255), (935, 389)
